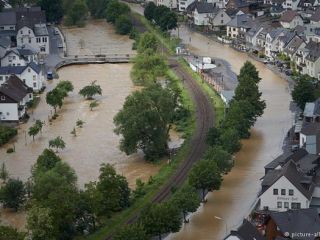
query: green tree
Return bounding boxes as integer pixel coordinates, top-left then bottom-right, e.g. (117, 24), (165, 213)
(0, 178), (26, 211)
(206, 127), (220, 146)
(86, 0), (110, 18)
(56, 80), (74, 96)
(131, 52), (168, 85)
(114, 224), (148, 240)
(89, 100), (99, 111)
(144, 2), (157, 21)
(37, 0), (64, 22)
(114, 84), (176, 160)
(28, 125), (40, 141)
(105, 0), (130, 23)
(203, 146), (233, 174)
(219, 128), (241, 154)
(35, 120), (44, 134)
(158, 11), (177, 31)
(171, 185), (200, 223)
(26, 206), (55, 240)
(65, 0), (88, 26)
(137, 32), (158, 53)
(115, 15), (133, 35)
(140, 202), (181, 240)
(32, 149), (61, 177)
(0, 163), (9, 183)
(0, 225), (25, 240)
(0, 126), (17, 146)
(79, 81), (102, 99)
(292, 75), (316, 110)
(49, 136), (66, 152)
(46, 88), (65, 113)
(189, 159), (222, 202)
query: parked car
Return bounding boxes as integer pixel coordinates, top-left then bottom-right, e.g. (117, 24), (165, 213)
(54, 28), (59, 35)
(47, 71), (53, 80)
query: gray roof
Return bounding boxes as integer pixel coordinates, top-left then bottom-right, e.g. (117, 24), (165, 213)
(0, 75), (31, 102)
(264, 149), (308, 170)
(16, 8), (46, 31)
(305, 41), (320, 62)
(284, 36), (304, 55)
(278, 31), (295, 46)
(269, 208), (320, 240)
(227, 14), (253, 28)
(303, 98), (320, 117)
(261, 161), (314, 199)
(0, 11), (16, 26)
(187, 1), (214, 14)
(280, 10), (300, 23)
(221, 90), (234, 103)
(225, 220), (265, 240)
(268, 28), (285, 40)
(34, 23), (48, 36)
(0, 62), (41, 75)
(310, 8), (320, 22)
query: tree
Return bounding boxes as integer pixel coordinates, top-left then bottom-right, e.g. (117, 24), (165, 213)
(32, 149), (61, 177)
(46, 88), (65, 113)
(26, 206), (55, 240)
(206, 127), (220, 146)
(28, 125), (40, 141)
(158, 11), (177, 31)
(105, 0), (130, 24)
(115, 15), (133, 35)
(86, 0), (109, 18)
(0, 178), (26, 211)
(219, 128), (241, 154)
(114, 224), (148, 240)
(49, 136), (66, 152)
(35, 120), (44, 134)
(137, 32), (158, 54)
(56, 80), (74, 96)
(144, 2), (157, 21)
(189, 159), (222, 202)
(203, 146), (233, 174)
(65, 0), (88, 26)
(37, 0), (64, 23)
(89, 100), (99, 111)
(140, 202), (181, 240)
(292, 75), (316, 110)
(171, 185), (200, 223)
(0, 225), (25, 240)
(79, 81), (102, 99)
(114, 84), (176, 160)
(0, 163), (9, 183)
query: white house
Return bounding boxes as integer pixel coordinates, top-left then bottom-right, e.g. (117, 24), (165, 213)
(178, 0), (194, 11)
(209, 8), (231, 30)
(0, 75), (32, 122)
(303, 41), (320, 79)
(1, 47), (38, 67)
(187, 1), (215, 26)
(265, 28), (286, 59)
(0, 62), (44, 91)
(279, 10), (304, 29)
(282, 0), (300, 10)
(156, 0), (177, 8)
(0, 11), (16, 32)
(259, 161), (314, 212)
(226, 14), (254, 39)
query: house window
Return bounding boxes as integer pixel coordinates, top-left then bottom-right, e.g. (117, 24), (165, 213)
(23, 79), (26, 83)
(273, 189), (278, 195)
(291, 202), (301, 209)
(29, 93), (32, 98)
(289, 189), (294, 196)
(284, 202), (289, 208)
(29, 38), (31, 44)
(281, 189), (286, 195)
(41, 47), (45, 52)
(6, 112), (9, 116)
(5, 76), (8, 80)
(10, 27), (13, 30)
(42, 37), (47, 42)
(33, 75), (36, 80)
(277, 202), (282, 208)
(1, 96), (5, 101)
(37, 37), (41, 43)
(28, 30), (31, 34)
(13, 56), (16, 60)
(20, 30), (23, 34)
(33, 82), (36, 88)
(221, 20), (224, 24)
(0, 76), (2, 81)
(28, 68), (31, 73)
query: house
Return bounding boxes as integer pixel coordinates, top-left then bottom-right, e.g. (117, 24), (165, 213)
(299, 122), (320, 154)
(208, 0), (229, 9)
(279, 10), (304, 29)
(156, 0), (177, 9)
(178, 0), (194, 12)
(278, 31), (296, 52)
(224, 219), (265, 240)
(283, 35), (306, 60)
(259, 161), (314, 211)
(187, 2), (215, 26)
(220, 90), (234, 107)
(303, 98), (320, 123)
(1, 47), (38, 67)
(303, 41), (320, 79)
(0, 62), (44, 91)
(245, 24), (264, 48)
(0, 75), (32, 122)
(265, 208), (320, 240)
(298, 0), (320, 10)
(265, 28), (286, 59)
(282, 0), (301, 10)
(310, 8), (320, 27)
(225, 0), (250, 14)
(226, 14), (254, 39)
(208, 8), (231, 30)
(0, 10), (16, 32)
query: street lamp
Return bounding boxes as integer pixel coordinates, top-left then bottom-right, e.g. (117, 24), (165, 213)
(214, 216), (228, 236)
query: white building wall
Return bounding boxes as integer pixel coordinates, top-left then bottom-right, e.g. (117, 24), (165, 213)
(260, 176), (310, 212)
(156, 0), (178, 9)
(0, 103), (19, 121)
(211, 10), (231, 27)
(19, 67), (43, 91)
(1, 52), (27, 67)
(194, 10), (210, 26)
(0, 24), (15, 31)
(227, 26), (239, 38)
(178, 0), (194, 11)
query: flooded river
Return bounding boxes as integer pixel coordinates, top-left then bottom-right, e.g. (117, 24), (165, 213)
(166, 25), (294, 240)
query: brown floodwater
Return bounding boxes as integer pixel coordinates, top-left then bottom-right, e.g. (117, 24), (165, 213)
(166, 25), (294, 240)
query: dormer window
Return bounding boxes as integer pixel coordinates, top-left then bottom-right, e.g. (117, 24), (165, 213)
(1, 96), (5, 101)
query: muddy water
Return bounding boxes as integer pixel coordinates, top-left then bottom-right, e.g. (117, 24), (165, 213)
(166, 25), (294, 240)
(63, 19), (135, 56)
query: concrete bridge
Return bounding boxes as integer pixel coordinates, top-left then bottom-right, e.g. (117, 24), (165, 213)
(55, 54), (136, 70)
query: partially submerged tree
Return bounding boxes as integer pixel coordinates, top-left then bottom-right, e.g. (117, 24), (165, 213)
(46, 88), (65, 113)
(89, 100), (99, 111)
(28, 125), (40, 141)
(79, 81), (102, 100)
(49, 136), (66, 152)
(0, 178), (26, 211)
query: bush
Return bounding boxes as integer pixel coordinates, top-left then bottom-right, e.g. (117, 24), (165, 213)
(6, 148), (14, 154)
(0, 126), (17, 146)
(115, 15), (133, 35)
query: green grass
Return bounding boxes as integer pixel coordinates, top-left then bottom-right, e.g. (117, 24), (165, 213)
(178, 58), (225, 126)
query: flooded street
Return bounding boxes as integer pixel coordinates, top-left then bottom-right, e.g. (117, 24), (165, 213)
(167, 25), (294, 240)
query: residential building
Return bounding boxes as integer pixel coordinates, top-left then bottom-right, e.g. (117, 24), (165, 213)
(208, 8), (231, 30)
(265, 28), (286, 59)
(283, 35), (306, 60)
(187, 2), (215, 26)
(310, 8), (320, 27)
(282, 0), (300, 10)
(299, 122), (320, 154)
(1, 47), (38, 67)
(225, 0), (250, 14)
(279, 10), (304, 29)
(0, 10), (16, 32)
(0, 74), (32, 122)
(265, 209), (320, 240)
(298, 0), (320, 10)
(178, 0), (194, 11)
(156, 0), (178, 9)
(303, 41), (320, 79)
(224, 219), (265, 240)
(226, 14), (254, 39)
(278, 31), (295, 52)
(0, 62), (44, 91)
(245, 25), (264, 47)
(259, 161), (314, 211)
